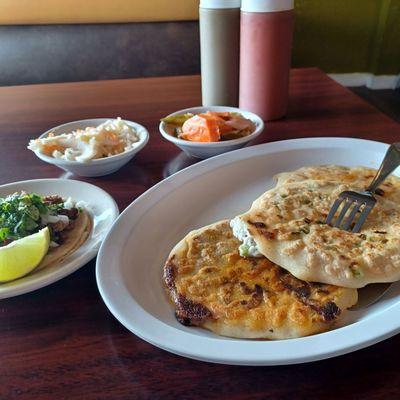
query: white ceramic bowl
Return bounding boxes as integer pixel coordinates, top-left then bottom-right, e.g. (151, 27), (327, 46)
(159, 106), (264, 159)
(31, 118), (149, 177)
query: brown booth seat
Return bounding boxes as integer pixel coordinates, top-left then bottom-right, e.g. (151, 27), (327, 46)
(0, 21), (200, 86)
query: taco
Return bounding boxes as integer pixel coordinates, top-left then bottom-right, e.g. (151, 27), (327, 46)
(0, 192), (91, 273)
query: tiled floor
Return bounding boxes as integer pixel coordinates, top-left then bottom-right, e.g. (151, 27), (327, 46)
(350, 87), (400, 123)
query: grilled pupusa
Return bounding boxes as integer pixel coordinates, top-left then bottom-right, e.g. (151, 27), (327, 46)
(274, 165), (400, 202)
(163, 220), (357, 339)
(231, 178), (400, 288)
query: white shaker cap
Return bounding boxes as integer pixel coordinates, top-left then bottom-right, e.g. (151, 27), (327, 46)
(200, 0), (241, 9)
(241, 0), (294, 12)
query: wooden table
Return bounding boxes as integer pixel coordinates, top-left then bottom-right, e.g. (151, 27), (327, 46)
(1, 68), (400, 399)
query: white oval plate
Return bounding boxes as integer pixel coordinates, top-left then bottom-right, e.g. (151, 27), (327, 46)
(96, 137), (400, 366)
(0, 179), (119, 299)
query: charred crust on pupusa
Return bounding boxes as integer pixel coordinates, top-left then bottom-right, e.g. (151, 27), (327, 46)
(164, 256), (177, 292)
(247, 221), (267, 229)
(164, 256), (213, 326)
(175, 295), (212, 326)
(279, 271), (341, 322)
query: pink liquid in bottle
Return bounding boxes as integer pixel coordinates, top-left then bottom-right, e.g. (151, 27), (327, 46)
(239, 0), (294, 121)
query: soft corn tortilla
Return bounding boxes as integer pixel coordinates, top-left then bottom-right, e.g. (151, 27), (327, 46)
(164, 220), (357, 340)
(36, 210), (92, 271)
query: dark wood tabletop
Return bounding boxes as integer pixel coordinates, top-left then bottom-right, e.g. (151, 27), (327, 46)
(1, 68), (400, 400)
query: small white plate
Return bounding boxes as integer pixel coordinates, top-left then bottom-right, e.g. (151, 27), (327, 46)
(96, 137), (400, 366)
(0, 179), (119, 299)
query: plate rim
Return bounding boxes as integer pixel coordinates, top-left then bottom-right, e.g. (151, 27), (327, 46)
(0, 178), (119, 299)
(96, 137), (400, 365)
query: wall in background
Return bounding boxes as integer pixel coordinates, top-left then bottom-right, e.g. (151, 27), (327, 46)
(293, 0), (400, 88)
(0, 0), (398, 86)
(374, 0), (400, 75)
(293, 0), (399, 75)
(0, 0), (199, 24)
(1, 0), (398, 76)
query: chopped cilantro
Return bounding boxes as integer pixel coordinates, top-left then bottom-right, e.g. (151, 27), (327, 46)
(349, 264), (363, 277)
(239, 244), (249, 257)
(0, 192), (64, 245)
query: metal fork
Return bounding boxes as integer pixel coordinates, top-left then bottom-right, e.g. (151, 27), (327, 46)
(326, 142), (400, 232)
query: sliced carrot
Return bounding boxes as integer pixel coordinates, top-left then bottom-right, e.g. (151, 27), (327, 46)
(179, 112), (246, 142)
(181, 114), (221, 142)
(204, 112), (233, 134)
(206, 111), (231, 120)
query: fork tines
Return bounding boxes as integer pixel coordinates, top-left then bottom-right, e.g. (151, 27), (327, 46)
(325, 191), (376, 233)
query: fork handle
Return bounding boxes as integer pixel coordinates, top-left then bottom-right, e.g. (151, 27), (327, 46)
(366, 143), (400, 193)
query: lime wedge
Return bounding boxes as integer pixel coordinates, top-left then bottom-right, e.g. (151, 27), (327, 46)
(0, 227), (50, 282)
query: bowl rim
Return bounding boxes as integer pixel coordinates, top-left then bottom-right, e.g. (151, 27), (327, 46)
(31, 118), (149, 165)
(159, 106), (264, 148)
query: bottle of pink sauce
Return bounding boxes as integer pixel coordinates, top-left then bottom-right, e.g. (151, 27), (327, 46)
(239, 0), (294, 121)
